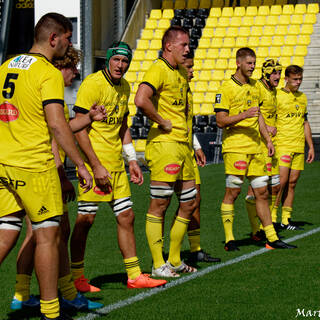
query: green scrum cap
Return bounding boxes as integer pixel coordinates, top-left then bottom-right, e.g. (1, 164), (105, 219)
(106, 41), (132, 71)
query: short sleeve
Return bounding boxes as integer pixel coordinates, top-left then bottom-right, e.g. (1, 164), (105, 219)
(141, 62), (164, 95)
(74, 76), (100, 112)
(41, 68), (64, 107)
(214, 83), (230, 113)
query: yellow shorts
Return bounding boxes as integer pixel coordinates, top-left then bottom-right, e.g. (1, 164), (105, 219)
(78, 170), (131, 202)
(223, 152), (267, 177)
(0, 164), (63, 222)
(276, 149), (304, 171)
(145, 141), (195, 182)
(193, 157), (201, 185)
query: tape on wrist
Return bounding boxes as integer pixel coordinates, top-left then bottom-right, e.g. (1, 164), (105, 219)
(123, 143), (137, 162)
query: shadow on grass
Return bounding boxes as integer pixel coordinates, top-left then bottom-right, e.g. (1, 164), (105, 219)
(91, 272), (128, 288)
(6, 307), (41, 320)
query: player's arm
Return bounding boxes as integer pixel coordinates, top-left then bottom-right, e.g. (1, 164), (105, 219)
(304, 119), (314, 163)
(135, 83), (172, 133)
(258, 113), (274, 157)
(45, 103), (92, 192)
(215, 107), (259, 128)
(193, 134), (206, 167)
(120, 114), (143, 186)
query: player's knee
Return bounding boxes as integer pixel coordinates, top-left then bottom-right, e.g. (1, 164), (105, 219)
(270, 174), (280, 188)
(31, 216), (61, 231)
(226, 175), (244, 188)
(250, 175), (269, 189)
(111, 197), (133, 217)
(117, 208), (135, 227)
(0, 216), (23, 232)
(288, 180), (298, 190)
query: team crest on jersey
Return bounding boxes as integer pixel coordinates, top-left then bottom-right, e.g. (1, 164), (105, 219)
(115, 105), (119, 113)
(0, 102), (19, 122)
(296, 104), (299, 110)
(215, 94), (221, 104)
(8, 55), (37, 70)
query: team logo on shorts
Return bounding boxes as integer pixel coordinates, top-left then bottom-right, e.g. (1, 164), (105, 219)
(280, 155), (291, 163)
(164, 164), (181, 175)
(234, 160), (247, 170)
(0, 102), (19, 122)
(93, 185), (112, 195)
(266, 162), (272, 172)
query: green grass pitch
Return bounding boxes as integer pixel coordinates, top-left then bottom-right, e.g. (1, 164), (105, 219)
(1, 162), (319, 320)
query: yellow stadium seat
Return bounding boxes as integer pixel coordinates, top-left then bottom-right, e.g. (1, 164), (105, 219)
(278, 15), (290, 25)
(251, 26), (263, 36)
(199, 0), (212, 9)
(137, 72), (144, 82)
(201, 103), (214, 115)
(193, 59), (202, 71)
(222, 38), (235, 48)
(272, 36), (285, 46)
(242, 16), (254, 26)
(278, 78), (285, 88)
(263, 0), (274, 5)
(226, 27), (238, 37)
(187, 0), (199, 9)
(130, 61), (141, 71)
(125, 72), (137, 83)
(288, 25), (300, 35)
(269, 46), (281, 58)
(231, 48), (238, 58)
(193, 92), (205, 104)
(250, 0), (262, 6)
(206, 17), (218, 28)
(212, 70), (225, 81)
(158, 19), (170, 29)
(149, 39), (162, 49)
(235, 37), (248, 48)
(128, 95), (135, 106)
(215, 59), (228, 70)
(263, 26), (275, 36)
(199, 70), (212, 81)
(276, 25), (288, 36)
(193, 71), (200, 81)
(193, 103), (201, 115)
(256, 47), (269, 57)
(258, 5), (270, 16)
(162, 0), (174, 9)
(281, 46), (294, 57)
(154, 29), (164, 39)
(297, 35), (310, 46)
(219, 48), (231, 59)
(283, 4), (294, 15)
(224, 69), (233, 80)
(255, 57), (264, 68)
(132, 82), (139, 92)
(291, 56), (304, 66)
(175, 0), (186, 9)
(196, 81), (208, 92)
(198, 38), (211, 48)
(202, 28), (214, 38)
(295, 4), (306, 15)
(291, 14), (303, 25)
(208, 81), (220, 91)
(246, 6), (258, 16)
(207, 48), (219, 59)
(239, 27), (250, 36)
(209, 7), (222, 17)
(247, 36), (260, 48)
(240, 0), (250, 6)
(141, 29), (154, 40)
(266, 15), (278, 26)
(230, 16), (242, 27)
(304, 14), (317, 25)
(204, 92), (216, 104)
(145, 50), (158, 60)
(307, 3), (319, 14)
(133, 50), (145, 60)
(141, 60), (152, 71)
(195, 48), (207, 59)
(214, 27), (226, 37)
(285, 35), (297, 46)
(259, 36), (272, 47)
(145, 19), (157, 29)
(162, 9), (174, 19)
(227, 59), (235, 69)
(234, 7), (246, 17)
(279, 57), (290, 67)
(222, 7), (233, 17)
(150, 9), (162, 20)
(203, 59), (216, 70)
(270, 5), (282, 15)
(189, 82), (195, 92)
(295, 46), (308, 56)
(135, 139), (146, 152)
(251, 69), (260, 80)
(218, 17), (230, 27)
(254, 16), (266, 26)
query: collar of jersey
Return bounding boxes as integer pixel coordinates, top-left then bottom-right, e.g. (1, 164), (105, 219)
(102, 68), (122, 87)
(259, 79), (273, 92)
(281, 87), (290, 94)
(159, 56), (176, 71)
(231, 75), (251, 86)
(28, 52), (52, 63)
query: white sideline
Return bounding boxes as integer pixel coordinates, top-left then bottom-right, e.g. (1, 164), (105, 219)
(77, 226), (320, 320)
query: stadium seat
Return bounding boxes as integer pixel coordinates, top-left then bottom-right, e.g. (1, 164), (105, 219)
(130, 61), (140, 72)
(285, 35), (297, 46)
(141, 29), (153, 40)
(251, 26), (263, 36)
(208, 80), (220, 92)
(135, 139), (146, 152)
(247, 37), (260, 48)
(288, 24), (300, 35)
(145, 50), (158, 60)
(270, 5), (282, 15)
(291, 14), (303, 25)
(187, 0), (198, 9)
(263, 0), (274, 5)
(212, 70), (225, 81)
(162, 9), (174, 19)
(191, 27), (202, 39)
(278, 15), (290, 25)
(272, 36), (285, 46)
(199, 70), (212, 81)
(201, 103), (214, 115)
(246, 6), (258, 16)
(258, 5), (270, 16)
(234, 7), (245, 17)
(291, 56), (304, 66)
(224, 69), (233, 80)
(198, 38), (211, 48)
(304, 14), (317, 25)
(259, 36), (272, 47)
(230, 16), (242, 27)
(307, 3), (319, 14)
(185, 9), (197, 18)
(295, 4), (306, 15)
(133, 50), (145, 60)
(250, 0), (262, 6)
(137, 72), (145, 82)
(217, 17), (230, 27)
(282, 4), (294, 15)
(239, 26), (250, 36)
(206, 17), (218, 28)
(145, 19), (157, 29)
(242, 16), (254, 26)
(226, 27), (238, 38)
(214, 27), (226, 38)
(281, 46), (294, 57)
(125, 72), (137, 83)
(193, 92), (205, 104)
(235, 37), (248, 48)
(195, 48), (207, 59)
(202, 28), (214, 38)
(193, 71), (200, 81)
(276, 25), (288, 36)
(227, 59), (235, 69)
(263, 25), (276, 36)
(189, 82), (195, 91)
(231, 48), (238, 58)
(219, 48), (231, 59)
(255, 57), (264, 68)
(132, 82), (139, 93)
(207, 48), (219, 59)
(150, 9), (162, 20)
(256, 47), (269, 57)
(203, 59), (216, 70)
(154, 29), (164, 39)
(159, 19), (170, 29)
(149, 39), (162, 49)
(171, 17), (182, 26)
(141, 61), (152, 71)
(215, 59), (228, 70)
(196, 81), (208, 92)
(240, 0), (250, 6)
(221, 7), (233, 17)
(204, 92), (216, 104)
(195, 17), (206, 28)
(209, 7), (221, 17)
(269, 46), (281, 58)
(193, 59), (202, 71)
(189, 38), (198, 49)
(266, 15), (278, 26)
(294, 46), (307, 57)
(162, 0), (174, 9)
(297, 35), (310, 46)
(279, 57), (290, 67)
(183, 17), (193, 29)
(275, 0), (286, 4)
(254, 16), (266, 26)
(199, 0), (211, 8)
(251, 69), (260, 80)
(222, 38), (235, 48)
(193, 103), (201, 116)
(175, 0), (186, 9)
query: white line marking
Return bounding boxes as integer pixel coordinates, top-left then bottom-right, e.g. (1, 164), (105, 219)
(77, 227), (320, 320)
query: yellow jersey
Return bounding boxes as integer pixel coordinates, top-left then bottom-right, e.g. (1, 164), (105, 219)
(275, 88), (308, 153)
(57, 103), (70, 162)
(214, 75), (262, 154)
(74, 69), (130, 171)
(141, 57), (189, 143)
(0, 53), (65, 171)
(187, 89), (193, 149)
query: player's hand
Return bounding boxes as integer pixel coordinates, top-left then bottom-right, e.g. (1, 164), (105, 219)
(60, 176), (76, 203)
(77, 164), (93, 193)
(195, 148), (206, 167)
(158, 119), (172, 133)
(307, 148), (315, 163)
(89, 103), (107, 122)
(92, 163), (112, 190)
(129, 160), (144, 186)
(266, 125), (277, 137)
(244, 107), (259, 119)
(267, 141), (275, 157)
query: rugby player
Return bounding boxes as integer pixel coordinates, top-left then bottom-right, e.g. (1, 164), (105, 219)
(69, 41), (166, 290)
(0, 13), (93, 320)
(135, 26), (198, 277)
(274, 65), (314, 229)
(214, 47), (296, 251)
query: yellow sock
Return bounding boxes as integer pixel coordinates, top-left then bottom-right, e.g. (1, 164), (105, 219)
(245, 196), (260, 235)
(168, 216), (190, 267)
(146, 213), (165, 269)
(40, 298), (59, 319)
(187, 228), (201, 253)
(264, 224), (279, 242)
(58, 273), (77, 301)
(282, 206), (293, 225)
(221, 203), (235, 243)
(70, 260), (84, 280)
(270, 195), (278, 223)
(124, 256), (141, 280)
(14, 274), (31, 301)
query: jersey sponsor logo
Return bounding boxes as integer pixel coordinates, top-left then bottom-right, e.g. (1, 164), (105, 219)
(215, 94), (221, 104)
(102, 116), (123, 125)
(8, 55), (37, 70)
(93, 185), (112, 195)
(164, 163), (181, 175)
(0, 177), (26, 189)
(234, 160), (247, 170)
(280, 155), (291, 163)
(285, 112), (304, 118)
(266, 162), (272, 172)
(172, 99), (183, 106)
(0, 102), (19, 122)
